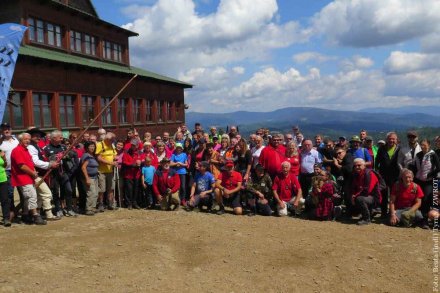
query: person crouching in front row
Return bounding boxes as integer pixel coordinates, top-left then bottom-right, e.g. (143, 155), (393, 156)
(214, 160), (243, 215)
(153, 157), (181, 211)
(272, 161), (303, 217)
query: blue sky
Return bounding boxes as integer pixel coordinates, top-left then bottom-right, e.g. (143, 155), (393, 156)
(92, 0), (440, 113)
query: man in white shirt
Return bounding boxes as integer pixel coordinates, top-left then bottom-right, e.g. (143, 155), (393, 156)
(27, 128), (61, 220)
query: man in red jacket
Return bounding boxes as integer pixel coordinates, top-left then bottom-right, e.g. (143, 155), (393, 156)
(259, 133), (286, 179)
(153, 157), (181, 211)
(214, 160), (243, 215)
(352, 158), (381, 225)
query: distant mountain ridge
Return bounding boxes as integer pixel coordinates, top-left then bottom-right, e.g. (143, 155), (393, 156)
(186, 107), (440, 137)
(361, 106), (440, 116)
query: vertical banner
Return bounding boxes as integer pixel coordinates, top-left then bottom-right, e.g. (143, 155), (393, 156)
(0, 23), (27, 122)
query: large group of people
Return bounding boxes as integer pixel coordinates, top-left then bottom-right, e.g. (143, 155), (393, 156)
(0, 122), (439, 230)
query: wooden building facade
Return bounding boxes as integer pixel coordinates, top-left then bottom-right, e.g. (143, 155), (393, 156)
(1, 0), (192, 136)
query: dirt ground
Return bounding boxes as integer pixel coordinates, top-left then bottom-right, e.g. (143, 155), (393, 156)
(0, 209), (434, 293)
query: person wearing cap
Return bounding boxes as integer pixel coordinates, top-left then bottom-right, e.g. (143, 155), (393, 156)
(246, 164), (273, 216)
(375, 132), (405, 219)
(272, 161), (303, 217)
(0, 122), (19, 220)
(153, 157), (181, 211)
(27, 128), (61, 220)
(259, 133), (286, 179)
(170, 142), (188, 205)
(122, 139), (143, 209)
(377, 140), (386, 148)
(348, 135), (372, 168)
(142, 141), (159, 169)
(402, 130), (422, 170)
(188, 161), (215, 212)
(214, 160), (243, 215)
(11, 133), (46, 225)
(209, 126), (218, 143)
(43, 130), (79, 218)
(363, 136), (378, 170)
(95, 132), (117, 211)
(336, 136), (347, 149)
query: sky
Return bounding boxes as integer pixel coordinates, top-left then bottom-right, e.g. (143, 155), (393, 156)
(92, 0), (440, 113)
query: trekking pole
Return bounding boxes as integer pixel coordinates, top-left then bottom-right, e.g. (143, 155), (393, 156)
(114, 164), (121, 208)
(35, 74), (138, 188)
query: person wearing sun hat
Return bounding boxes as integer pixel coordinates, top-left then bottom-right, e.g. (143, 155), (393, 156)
(153, 157), (181, 211)
(348, 135), (372, 168)
(170, 142), (188, 206)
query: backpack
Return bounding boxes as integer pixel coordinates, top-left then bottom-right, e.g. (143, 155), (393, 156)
(363, 169), (384, 205)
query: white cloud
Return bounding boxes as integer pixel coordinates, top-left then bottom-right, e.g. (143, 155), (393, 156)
(340, 55), (374, 72)
(383, 51), (440, 74)
(312, 0), (440, 47)
(122, 0), (308, 76)
(293, 51), (336, 64)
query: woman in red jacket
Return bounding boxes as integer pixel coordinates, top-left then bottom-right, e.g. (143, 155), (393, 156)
(122, 139), (142, 210)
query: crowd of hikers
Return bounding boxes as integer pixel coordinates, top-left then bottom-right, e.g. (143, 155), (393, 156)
(0, 122), (439, 229)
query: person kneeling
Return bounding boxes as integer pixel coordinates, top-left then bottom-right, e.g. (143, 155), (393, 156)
(153, 158), (181, 211)
(307, 175), (335, 221)
(188, 161), (215, 212)
(246, 164), (273, 216)
(351, 158), (381, 225)
(389, 168), (424, 227)
(214, 160), (243, 215)
(272, 161), (303, 217)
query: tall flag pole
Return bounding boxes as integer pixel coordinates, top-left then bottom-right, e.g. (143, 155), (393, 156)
(0, 23), (27, 122)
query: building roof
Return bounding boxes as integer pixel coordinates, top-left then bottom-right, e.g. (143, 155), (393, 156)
(48, 0), (139, 37)
(19, 45), (192, 88)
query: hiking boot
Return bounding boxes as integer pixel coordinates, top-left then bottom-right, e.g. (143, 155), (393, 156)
(46, 215), (61, 221)
(107, 205), (114, 211)
(66, 210), (78, 217)
(56, 210), (64, 218)
(33, 215), (47, 225)
(22, 214), (33, 224)
(357, 219), (371, 226)
(127, 205), (133, 210)
(97, 204), (105, 213)
(216, 208), (225, 215)
(85, 210), (95, 216)
(3, 219), (11, 227)
(133, 204), (141, 210)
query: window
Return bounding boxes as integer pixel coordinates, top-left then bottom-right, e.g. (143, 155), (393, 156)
(101, 97), (113, 125)
(33, 93), (53, 128)
(104, 41), (112, 59)
(28, 18), (35, 42)
(157, 101), (162, 122)
(113, 43), (122, 62)
(103, 40), (123, 62)
(70, 31), (82, 52)
(175, 102), (180, 121)
(118, 98), (128, 124)
(28, 17), (61, 47)
(84, 34), (96, 56)
(47, 23), (62, 47)
(81, 96), (95, 125)
(146, 100), (152, 122)
(36, 20), (44, 43)
(166, 102), (171, 121)
(59, 95), (75, 127)
(134, 99), (142, 123)
(2, 92), (24, 128)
